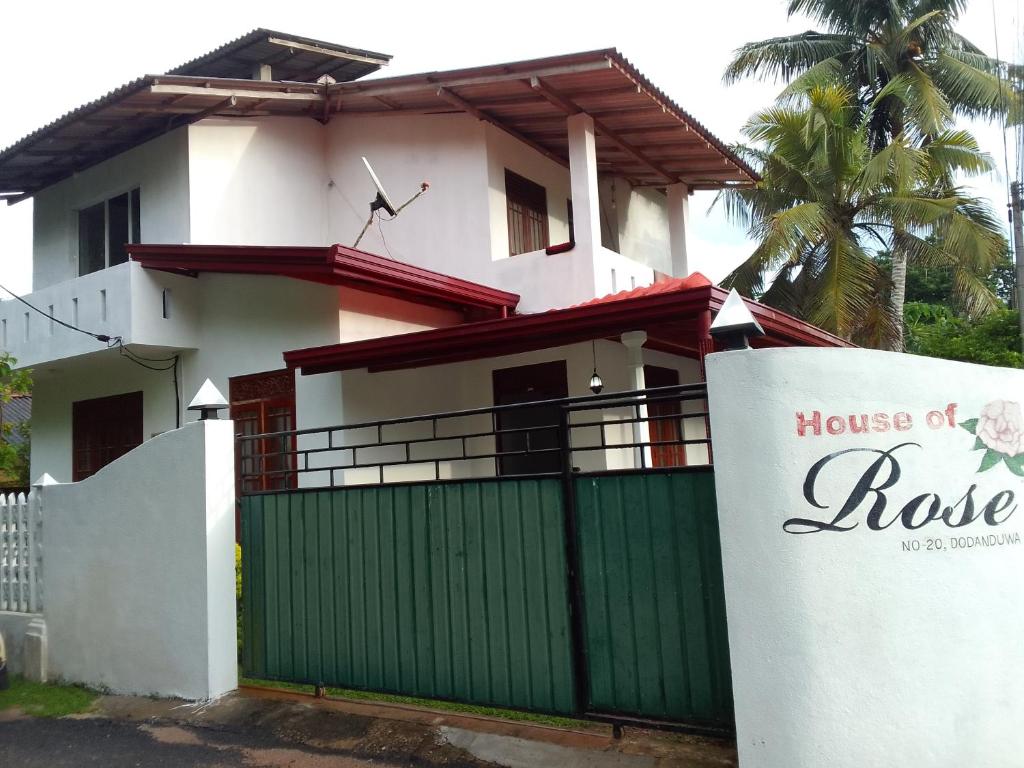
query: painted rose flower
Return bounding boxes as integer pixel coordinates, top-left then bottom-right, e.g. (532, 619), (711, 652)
(976, 400), (1024, 457)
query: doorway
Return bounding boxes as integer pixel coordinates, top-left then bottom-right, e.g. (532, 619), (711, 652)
(492, 360), (568, 476)
(229, 370), (297, 495)
(644, 365), (687, 468)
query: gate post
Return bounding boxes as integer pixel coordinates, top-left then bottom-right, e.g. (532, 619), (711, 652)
(558, 405), (589, 714)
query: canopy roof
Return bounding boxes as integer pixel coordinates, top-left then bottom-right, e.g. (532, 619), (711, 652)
(329, 49), (757, 189)
(167, 28), (390, 82)
(128, 243), (519, 320)
(0, 45), (753, 203)
(284, 273), (852, 376)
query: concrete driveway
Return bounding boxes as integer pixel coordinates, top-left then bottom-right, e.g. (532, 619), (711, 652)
(0, 687), (737, 768)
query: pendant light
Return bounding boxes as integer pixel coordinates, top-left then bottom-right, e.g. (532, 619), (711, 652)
(589, 340), (604, 394)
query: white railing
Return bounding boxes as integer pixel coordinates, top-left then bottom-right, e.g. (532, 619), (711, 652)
(0, 491), (41, 613)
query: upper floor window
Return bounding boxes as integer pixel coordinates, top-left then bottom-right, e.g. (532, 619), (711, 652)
(505, 170), (548, 256)
(79, 188), (141, 276)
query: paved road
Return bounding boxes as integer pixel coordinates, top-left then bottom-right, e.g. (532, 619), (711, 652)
(0, 716), (483, 767)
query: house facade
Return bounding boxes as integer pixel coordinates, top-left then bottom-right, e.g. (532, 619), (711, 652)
(0, 29), (848, 487)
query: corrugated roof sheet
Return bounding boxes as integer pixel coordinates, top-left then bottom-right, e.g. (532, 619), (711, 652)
(167, 28), (390, 83)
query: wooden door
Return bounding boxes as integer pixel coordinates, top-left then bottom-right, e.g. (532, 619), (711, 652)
(492, 360), (568, 476)
(229, 370), (297, 495)
(644, 365), (687, 468)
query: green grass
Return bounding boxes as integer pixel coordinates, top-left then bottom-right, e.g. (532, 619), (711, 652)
(0, 677), (97, 718)
(240, 675), (594, 730)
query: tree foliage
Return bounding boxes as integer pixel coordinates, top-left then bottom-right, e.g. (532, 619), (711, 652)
(906, 305), (1023, 368)
(0, 354), (31, 488)
(722, 0), (1020, 351)
(724, 0), (1021, 149)
(715, 83), (1007, 346)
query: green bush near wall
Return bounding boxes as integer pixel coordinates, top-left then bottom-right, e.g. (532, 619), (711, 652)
(236, 543), (243, 660)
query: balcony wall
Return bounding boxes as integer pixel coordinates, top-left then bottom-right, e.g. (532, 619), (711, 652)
(0, 262), (200, 370)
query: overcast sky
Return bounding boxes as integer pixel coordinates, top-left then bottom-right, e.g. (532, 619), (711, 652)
(0, 0), (1019, 295)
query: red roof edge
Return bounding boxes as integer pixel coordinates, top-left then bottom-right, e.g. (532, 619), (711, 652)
(284, 280), (852, 375)
(128, 243), (519, 317)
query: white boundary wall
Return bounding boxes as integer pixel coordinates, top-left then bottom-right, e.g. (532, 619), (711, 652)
(37, 419), (237, 699)
(707, 348), (1024, 768)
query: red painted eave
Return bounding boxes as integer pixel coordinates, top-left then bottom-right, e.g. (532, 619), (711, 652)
(285, 280), (853, 375)
(128, 243), (519, 317)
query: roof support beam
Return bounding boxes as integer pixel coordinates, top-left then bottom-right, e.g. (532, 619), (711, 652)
(266, 37), (390, 67)
(149, 83), (321, 102)
(333, 58), (613, 100)
(530, 77), (675, 185)
(436, 87), (568, 169)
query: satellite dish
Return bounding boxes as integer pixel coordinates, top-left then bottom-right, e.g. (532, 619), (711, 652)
(352, 157), (431, 249)
(362, 157), (397, 217)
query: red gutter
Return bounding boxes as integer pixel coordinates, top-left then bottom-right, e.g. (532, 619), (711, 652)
(285, 283), (852, 375)
(128, 243), (519, 317)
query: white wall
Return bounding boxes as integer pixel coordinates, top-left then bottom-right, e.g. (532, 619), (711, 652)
(599, 178), (672, 274)
(338, 286), (464, 342)
(30, 350), (182, 483)
(188, 117), (328, 246)
(325, 113), (492, 280)
(32, 129), (190, 290)
(1, 261), (200, 371)
(40, 419), (236, 699)
(707, 348), (1024, 768)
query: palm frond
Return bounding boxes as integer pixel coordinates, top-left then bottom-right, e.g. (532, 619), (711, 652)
(922, 129), (994, 177)
(724, 33), (853, 84)
(930, 51), (1021, 121)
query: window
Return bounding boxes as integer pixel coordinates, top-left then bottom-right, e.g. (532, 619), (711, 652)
(72, 392), (144, 482)
(78, 188), (141, 276)
(505, 170), (548, 256)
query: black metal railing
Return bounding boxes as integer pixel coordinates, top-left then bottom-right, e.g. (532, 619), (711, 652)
(236, 383), (711, 492)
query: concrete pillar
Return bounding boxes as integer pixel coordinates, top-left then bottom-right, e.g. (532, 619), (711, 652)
(22, 618), (47, 683)
(567, 113), (602, 258)
(621, 330), (653, 468)
(667, 183), (690, 277)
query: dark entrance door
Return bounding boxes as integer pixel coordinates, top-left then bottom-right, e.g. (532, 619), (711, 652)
(492, 360), (568, 476)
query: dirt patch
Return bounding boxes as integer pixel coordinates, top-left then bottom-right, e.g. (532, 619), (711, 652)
(140, 724), (207, 747)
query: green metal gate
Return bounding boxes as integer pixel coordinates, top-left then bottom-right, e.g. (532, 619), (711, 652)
(239, 384), (732, 728)
(574, 469), (732, 724)
(241, 478), (577, 714)
(241, 469), (731, 725)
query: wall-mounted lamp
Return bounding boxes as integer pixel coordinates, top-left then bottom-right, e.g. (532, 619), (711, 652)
(589, 340), (604, 394)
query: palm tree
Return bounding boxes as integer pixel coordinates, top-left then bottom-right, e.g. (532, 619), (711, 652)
(723, 1), (1020, 348)
(724, 0), (1015, 149)
(717, 83), (1007, 347)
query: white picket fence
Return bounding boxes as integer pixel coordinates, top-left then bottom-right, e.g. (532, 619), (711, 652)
(0, 491), (41, 613)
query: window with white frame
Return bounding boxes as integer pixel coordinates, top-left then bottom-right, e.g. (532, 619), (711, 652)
(78, 188), (141, 276)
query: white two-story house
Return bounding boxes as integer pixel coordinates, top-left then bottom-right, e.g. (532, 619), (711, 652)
(0, 29), (848, 491)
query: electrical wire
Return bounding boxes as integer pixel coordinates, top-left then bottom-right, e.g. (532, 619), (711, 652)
(375, 209), (395, 259)
(0, 280), (113, 342)
(992, 0), (1013, 216)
